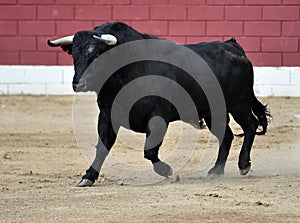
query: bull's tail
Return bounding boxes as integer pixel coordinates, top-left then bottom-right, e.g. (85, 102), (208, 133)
(252, 94), (271, 135)
(235, 95), (271, 138)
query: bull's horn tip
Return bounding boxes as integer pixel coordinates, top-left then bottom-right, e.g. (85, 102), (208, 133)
(47, 38), (55, 47)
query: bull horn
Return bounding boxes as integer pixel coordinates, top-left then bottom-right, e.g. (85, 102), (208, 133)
(47, 35), (74, 47)
(93, 34), (117, 46)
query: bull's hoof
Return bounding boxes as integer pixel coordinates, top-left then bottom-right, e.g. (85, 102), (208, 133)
(77, 166), (99, 187)
(207, 165), (224, 176)
(207, 173), (221, 179)
(239, 164), (251, 175)
(153, 161), (173, 177)
(77, 179), (95, 187)
(238, 160), (251, 175)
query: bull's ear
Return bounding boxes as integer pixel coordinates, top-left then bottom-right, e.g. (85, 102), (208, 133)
(61, 45), (73, 55)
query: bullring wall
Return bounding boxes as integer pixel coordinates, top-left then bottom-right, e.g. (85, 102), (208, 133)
(0, 0), (299, 96)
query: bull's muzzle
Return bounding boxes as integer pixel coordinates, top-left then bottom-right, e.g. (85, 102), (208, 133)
(73, 79), (87, 92)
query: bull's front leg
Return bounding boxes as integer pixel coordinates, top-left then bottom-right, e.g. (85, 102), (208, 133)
(144, 117), (172, 177)
(77, 111), (117, 187)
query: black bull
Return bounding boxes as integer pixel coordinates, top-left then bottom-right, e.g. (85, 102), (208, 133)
(47, 22), (270, 187)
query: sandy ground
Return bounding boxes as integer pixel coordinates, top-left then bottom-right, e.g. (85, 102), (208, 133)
(0, 95), (299, 223)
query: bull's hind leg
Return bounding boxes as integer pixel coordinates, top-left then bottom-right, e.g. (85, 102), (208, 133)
(205, 115), (234, 176)
(231, 109), (259, 175)
(144, 117), (172, 177)
(77, 111), (117, 187)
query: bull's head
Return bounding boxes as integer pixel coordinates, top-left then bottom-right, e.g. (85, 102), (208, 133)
(47, 30), (117, 92)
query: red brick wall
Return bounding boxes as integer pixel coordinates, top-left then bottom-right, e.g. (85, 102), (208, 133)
(0, 0), (299, 66)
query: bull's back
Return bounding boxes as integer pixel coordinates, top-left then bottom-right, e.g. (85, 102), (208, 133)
(184, 40), (254, 110)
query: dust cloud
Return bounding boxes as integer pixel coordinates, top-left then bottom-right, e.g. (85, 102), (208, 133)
(251, 140), (300, 176)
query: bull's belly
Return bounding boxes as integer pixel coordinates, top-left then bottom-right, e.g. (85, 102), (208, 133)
(115, 95), (208, 133)
(126, 116), (202, 133)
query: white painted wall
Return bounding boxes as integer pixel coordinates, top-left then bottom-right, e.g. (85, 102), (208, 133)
(253, 67), (300, 97)
(0, 66), (74, 95)
(0, 65), (299, 97)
